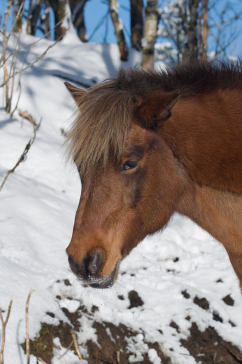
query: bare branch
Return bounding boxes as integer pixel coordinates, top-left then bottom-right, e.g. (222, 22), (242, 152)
(0, 17), (63, 62)
(88, 10), (109, 41)
(0, 116), (41, 192)
(37, 357), (48, 364)
(0, 299), (13, 364)
(72, 0), (88, 42)
(2, 0), (12, 112)
(2, 0), (11, 36)
(71, 330), (82, 360)
(202, 0), (209, 60)
(10, 75), (22, 118)
(0, 1), (24, 112)
(0, 39), (59, 89)
(18, 110), (37, 125)
(25, 289), (34, 364)
(58, 340), (74, 359)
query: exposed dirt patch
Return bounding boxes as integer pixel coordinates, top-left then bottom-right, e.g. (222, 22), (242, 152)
(21, 321), (73, 363)
(193, 295), (210, 310)
(181, 322), (242, 364)
(86, 321), (171, 364)
(181, 289), (191, 299)
(22, 305), (242, 364)
(223, 294), (235, 306)
(21, 306), (170, 364)
(21, 280), (242, 363)
(128, 290), (144, 308)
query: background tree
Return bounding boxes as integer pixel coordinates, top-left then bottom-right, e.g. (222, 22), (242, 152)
(48, 0), (71, 40)
(30, 1), (40, 35)
(130, 0), (144, 51)
(182, 0), (200, 63)
(157, 0), (203, 64)
(70, 0), (88, 42)
(142, 0), (160, 69)
(109, 0), (129, 61)
(12, 0), (24, 32)
(157, 0), (242, 64)
(1, 0), (242, 67)
(202, 0), (208, 60)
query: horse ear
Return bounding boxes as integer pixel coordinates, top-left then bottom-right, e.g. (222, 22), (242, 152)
(134, 90), (179, 129)
(64, 82), (86, 106)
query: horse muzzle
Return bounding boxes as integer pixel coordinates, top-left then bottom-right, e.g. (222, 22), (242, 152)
(67, 249), (119, 288)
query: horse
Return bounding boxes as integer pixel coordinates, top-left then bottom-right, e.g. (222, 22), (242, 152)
(64, 62), (242, 289)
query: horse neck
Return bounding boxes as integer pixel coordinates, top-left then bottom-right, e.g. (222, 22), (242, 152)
(161, 88), (242, 286)
(178, 183), (242, 247)
(177, 183), (242, 286)
(161, 88), (242, 195)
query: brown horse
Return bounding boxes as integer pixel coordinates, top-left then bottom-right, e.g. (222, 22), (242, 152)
(65, 62), (242, 289)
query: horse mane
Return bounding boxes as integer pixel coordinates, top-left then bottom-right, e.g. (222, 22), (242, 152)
(67, 61), (242, 175)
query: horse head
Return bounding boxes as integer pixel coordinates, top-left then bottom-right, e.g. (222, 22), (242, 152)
(65, 79), (184, 288)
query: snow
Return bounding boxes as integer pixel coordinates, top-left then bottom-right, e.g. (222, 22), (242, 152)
(148, 349), (161, 364)
(0, 33), (242, 364)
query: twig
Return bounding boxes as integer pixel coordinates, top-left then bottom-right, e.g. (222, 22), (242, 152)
(71, 330), (82, 360)
(0, 16), (63, 69)
(37, 357), (48, 364)
(0, 18), (63, 58)
(53, 342), (61, 350)
(222, 341), (242, 361)
(18, 110), (37, 125)
(0, 299), (13, 364)
(2, 0), (12, 112)
(0, 2), (25, 50)
(25, 289), (34, 364)
(1, 1), (24, 113)
(0, 39), (59, 89)
(58, 339), (74, 360)
(0, 117), (41, 192)
(8, 36), (20, 115)
(2, 0), (11, 36)
(10, 75), (22, 118)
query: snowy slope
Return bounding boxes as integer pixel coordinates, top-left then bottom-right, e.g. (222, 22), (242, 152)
(0, 34), (242, 364)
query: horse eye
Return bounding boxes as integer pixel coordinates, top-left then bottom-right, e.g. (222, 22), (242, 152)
(122, 160), (138, 171)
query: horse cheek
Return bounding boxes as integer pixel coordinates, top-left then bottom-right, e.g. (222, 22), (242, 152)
(141, 154), (182, 235)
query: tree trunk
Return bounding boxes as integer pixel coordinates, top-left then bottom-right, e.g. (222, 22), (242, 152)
(142, 0), (159, 70)
(183, 0), (200, 63)
(202, 0), (208, 60)
(12, 0), (25, 33)
(26, 0), (32, 35)
(70, 0), (88, 42)
(42, 6), (51, 38)
(30, 0), (42, 36)
(109, 0), (129, 61)
(130, 0), (144, 51)
(49, 0), (72, 40)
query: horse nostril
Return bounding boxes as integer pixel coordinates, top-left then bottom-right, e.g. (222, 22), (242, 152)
(68, 255), (81, 275)
(84, 249), (104, 277)
(68, 249), (105, 280)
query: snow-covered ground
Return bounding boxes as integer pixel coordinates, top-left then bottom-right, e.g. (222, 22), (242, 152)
(0, 34), (242, 364)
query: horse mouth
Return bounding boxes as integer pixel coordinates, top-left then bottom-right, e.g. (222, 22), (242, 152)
(84, 261), (120, 289)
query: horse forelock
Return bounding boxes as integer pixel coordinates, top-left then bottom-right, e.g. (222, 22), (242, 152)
(66, 79), (136, 175)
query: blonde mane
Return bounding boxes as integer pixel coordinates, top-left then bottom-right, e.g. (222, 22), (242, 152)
(66, 79), (135, 175)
